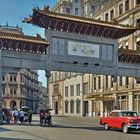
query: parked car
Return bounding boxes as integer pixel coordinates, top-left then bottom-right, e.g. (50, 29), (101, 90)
(20, 106), (31, 121)
(100, 110), (140, 133)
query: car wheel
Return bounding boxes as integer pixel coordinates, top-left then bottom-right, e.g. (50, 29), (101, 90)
(122, 124), (129, 133)
(104, 123), (109, 130)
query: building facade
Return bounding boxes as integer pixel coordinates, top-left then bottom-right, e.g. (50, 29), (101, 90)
(1, 25), (43, 113)
(49, 0), (140, 116)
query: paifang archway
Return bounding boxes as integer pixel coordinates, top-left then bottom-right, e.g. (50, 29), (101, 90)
(23, 7), (140, 78)
(0, 7), (140, 123)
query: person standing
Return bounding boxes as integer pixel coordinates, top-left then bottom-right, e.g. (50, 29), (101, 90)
(13, 109), (19, 124)
(28, 110), (32, 125)
(5, 109), (10, 124)
(19, 110), (25, 124)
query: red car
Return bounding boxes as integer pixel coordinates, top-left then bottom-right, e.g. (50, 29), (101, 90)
(100, 110), (140, 133)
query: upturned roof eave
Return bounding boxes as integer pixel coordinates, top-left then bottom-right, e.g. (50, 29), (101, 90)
(0, 31), (48, 45)
(23, 7), (139, 30)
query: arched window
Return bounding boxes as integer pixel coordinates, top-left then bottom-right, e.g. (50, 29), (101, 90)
(70, 100), (74, 113)
(65, 100), (69, 113)
(10, 100), (17, 109)
(76, 99), (81, 114)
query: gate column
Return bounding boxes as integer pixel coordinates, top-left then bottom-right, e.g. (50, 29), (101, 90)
(45, 70), (51, 109)
(0, 50), (2, 124)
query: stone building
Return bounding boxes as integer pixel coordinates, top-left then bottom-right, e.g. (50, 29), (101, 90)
(0, 25), (43, 112)
(49, 0), (140, 117)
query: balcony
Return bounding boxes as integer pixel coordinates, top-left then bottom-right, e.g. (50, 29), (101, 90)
(118, 85), (130, 91)
(134, 83), (140, 89)
(7, 81), (17, 85)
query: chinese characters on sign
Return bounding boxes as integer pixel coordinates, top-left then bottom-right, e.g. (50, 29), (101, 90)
(68, 41), (99, 58)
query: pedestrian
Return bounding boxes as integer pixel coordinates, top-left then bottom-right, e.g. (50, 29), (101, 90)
(19, 110), (25, 124)
(39, 109), (45, 126)
(28, 109), (32, 125)
(2, 109), (5, 124)
(13, 109), (19, 124)
(5, 109), (10, 124)
(98, 110), (100, 117)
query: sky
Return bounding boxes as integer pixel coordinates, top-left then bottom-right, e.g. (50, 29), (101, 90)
(0, 0), (57, 87)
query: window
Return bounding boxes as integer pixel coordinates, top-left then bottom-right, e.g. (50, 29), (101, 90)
(119, 76), (122, 86)
(53, 84), (59, 95)
(110, 9), (114, 21)
(111, 76), (114, 87)
(83, 83), (88, 95)
(121, 96), (126, 99)
(70, 100), (74, 113)
(14, 76), (16, 81)
(65, 100), (69, 113)
(76, 84), (80, 96)
(2, 76), (5, 81)
(70, 85), (74, 96)
(90, 5), (95, 13)
(14, 89), (16, 94)
(106, 75), (108, 89)
(75, 0), (78, 3)
(105, 13), (108, 21)
(136, 39), (140, 51)
(76, 99), (81, 113)
(125, 0), (129, 11)
(66, 7), (70, 14)
(10, 89), (13, 94)
(10, 76), (12, 81)
(98, 76), (101, 89)
(2, 88), (5, 94)
(136, 0), (140, 4)
(75, 8), (78, 15)
(119, 4), (123, 15)
(65, 86), (68, 97)
(136, 18), (140, 27)
(65, 72), (68, 78)
(125, 77), (129, 85)
(110, 112), (115, 117)
(115, 112), (119, 117)
(93, 77), (96, 90)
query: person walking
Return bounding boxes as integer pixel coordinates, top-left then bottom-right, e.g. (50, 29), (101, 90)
(19, 110), (25, 124)
(28, 109), (32, 125)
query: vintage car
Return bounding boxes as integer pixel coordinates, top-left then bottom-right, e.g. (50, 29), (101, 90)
(100, 110), (140, 133)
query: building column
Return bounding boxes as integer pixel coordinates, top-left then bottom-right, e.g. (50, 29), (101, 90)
(113, 93), (119, 109)
(88, 100), (93, 117)
(81, 74), (84, 116)
(16, 100), (21, 109)
(100, 100), (104, 117)
(128, 92), (133, 110)
(0, 50), (2, 124)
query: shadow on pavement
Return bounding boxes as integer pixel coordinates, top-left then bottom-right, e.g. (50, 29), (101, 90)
(0, 138), (15, 140)
(52, 124), (104, 131)
(0, 138), (36, 140)
(0, 127), (11, 132)
(101, 128), (140, 135)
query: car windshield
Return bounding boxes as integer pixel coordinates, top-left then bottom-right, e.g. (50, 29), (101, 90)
(121, 112), (138, 117)
(21, 107), (30, 112)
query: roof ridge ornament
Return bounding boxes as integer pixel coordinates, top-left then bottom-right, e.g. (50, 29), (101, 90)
(43, 5), (50, 12)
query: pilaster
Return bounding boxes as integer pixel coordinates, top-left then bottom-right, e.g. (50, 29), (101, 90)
(128, 91), (133, 110)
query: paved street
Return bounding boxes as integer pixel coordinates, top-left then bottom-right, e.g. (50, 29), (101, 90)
(0, 115), (140, 140)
